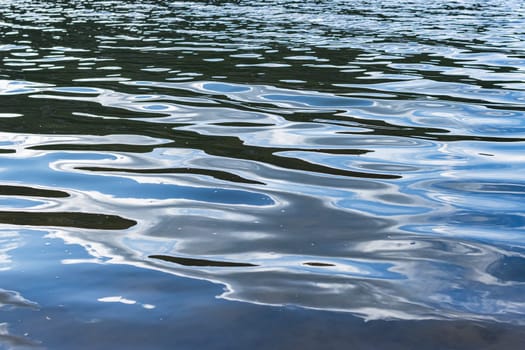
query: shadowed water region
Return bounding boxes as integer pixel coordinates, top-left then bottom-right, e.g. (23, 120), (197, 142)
(1, 0), (525, 348)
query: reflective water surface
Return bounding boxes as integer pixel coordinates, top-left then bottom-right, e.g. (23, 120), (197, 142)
(1, 0), (525, 348)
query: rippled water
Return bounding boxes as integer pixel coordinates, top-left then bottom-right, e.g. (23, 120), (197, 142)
(1, 0), (525, 348)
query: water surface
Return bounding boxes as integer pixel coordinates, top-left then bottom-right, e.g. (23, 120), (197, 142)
(1, 0), (525, 348)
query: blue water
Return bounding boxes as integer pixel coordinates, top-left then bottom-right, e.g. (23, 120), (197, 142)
(1, 0), (525, 348)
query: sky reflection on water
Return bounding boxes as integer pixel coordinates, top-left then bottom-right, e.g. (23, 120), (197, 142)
(1, 0), (525, 348)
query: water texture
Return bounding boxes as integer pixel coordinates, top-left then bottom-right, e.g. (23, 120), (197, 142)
(1, 0), (525, 348)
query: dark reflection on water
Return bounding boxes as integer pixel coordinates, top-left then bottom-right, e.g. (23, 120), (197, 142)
(0, 211), (135, 229)
(0, 185), (69, 198)
(149, 254), (258, 267)
(1, 0), (525, 348)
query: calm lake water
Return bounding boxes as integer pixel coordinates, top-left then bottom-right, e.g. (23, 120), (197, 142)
(1, 0), (525, 348)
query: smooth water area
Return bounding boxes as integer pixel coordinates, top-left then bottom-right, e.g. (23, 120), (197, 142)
(1, 0), (525, 348)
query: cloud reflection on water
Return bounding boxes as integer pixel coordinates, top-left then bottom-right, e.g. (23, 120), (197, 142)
(0, 0), (525, 332)
(1, 77), (525, 324)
